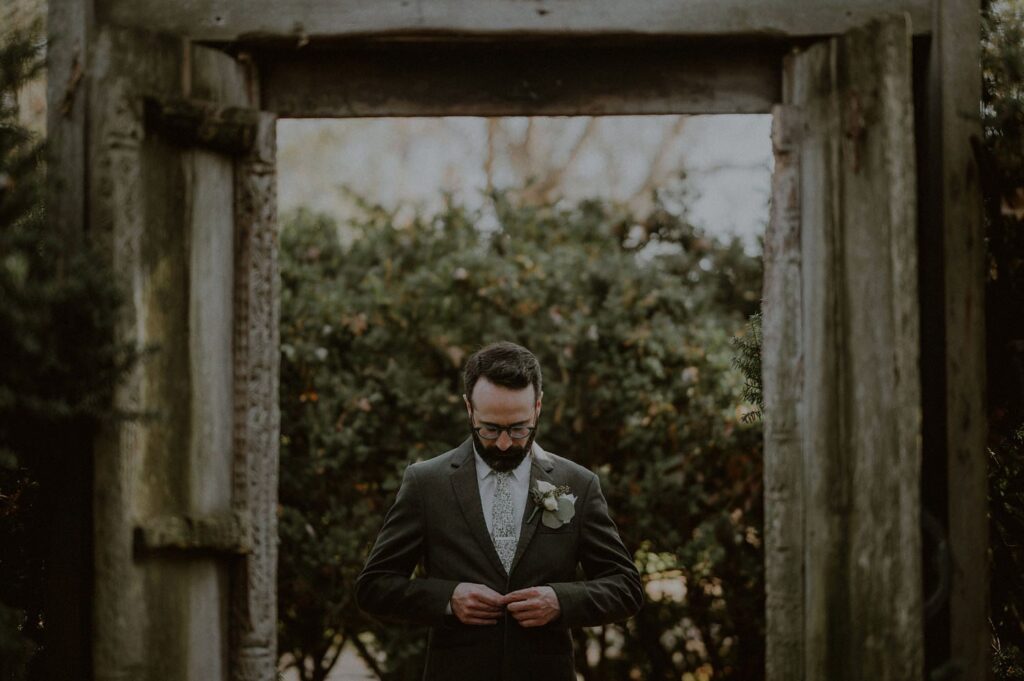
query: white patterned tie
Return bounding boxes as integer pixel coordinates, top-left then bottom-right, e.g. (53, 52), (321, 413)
(491, 471), (517, 573)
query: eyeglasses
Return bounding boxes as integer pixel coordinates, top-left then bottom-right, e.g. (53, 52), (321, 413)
(473, 424), (536, 441)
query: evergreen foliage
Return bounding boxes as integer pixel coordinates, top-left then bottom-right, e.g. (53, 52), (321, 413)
(982, 1), (1024, 676)
(0, 24), (48, 680)
(0, 22), (131, 681)
(277, 196), (764, 681)
(730, 312), (762, 424)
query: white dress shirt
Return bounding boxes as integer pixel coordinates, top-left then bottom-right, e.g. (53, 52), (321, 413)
(446, 445), (534, 614)
(475, 445), (533, 539)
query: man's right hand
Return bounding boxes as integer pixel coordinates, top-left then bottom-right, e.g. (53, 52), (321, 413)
(450, 583), (505, 625)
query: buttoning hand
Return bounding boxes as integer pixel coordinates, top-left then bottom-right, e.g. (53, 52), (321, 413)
(503, 586), (561, 627)
(450, 583), (505, 625)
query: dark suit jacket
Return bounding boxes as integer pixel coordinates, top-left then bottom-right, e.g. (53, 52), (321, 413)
(355, 439), (643, 681)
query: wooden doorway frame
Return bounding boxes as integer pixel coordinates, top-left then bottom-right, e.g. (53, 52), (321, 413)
(47, 1), (985, 679)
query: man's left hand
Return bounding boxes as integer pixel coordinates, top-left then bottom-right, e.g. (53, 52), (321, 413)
(503, 586), (561, 627)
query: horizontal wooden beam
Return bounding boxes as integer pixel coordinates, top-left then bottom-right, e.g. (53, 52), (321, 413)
(261, 41), (783, 117)
(98, 0), (932, 41)
(144, 96), (262, 153)
(134, 512), (251, 555)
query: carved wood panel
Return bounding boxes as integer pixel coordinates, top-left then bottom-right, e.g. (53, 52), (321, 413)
(85, 26), (280, 681)
(231, 110), (280, 681)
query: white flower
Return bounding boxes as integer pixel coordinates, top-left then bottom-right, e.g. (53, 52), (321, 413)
(529, 480), (578, 529)
(314, 347), (328, 361)
(543, 493), (577, 529)
(535, 480), (556, 494)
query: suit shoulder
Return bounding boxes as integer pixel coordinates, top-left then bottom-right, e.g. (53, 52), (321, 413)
(407, 443), (463, 480)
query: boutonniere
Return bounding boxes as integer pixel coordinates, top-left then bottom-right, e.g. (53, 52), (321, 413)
(526, 480), (578, 529)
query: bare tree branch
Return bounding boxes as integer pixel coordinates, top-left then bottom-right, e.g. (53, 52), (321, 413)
(349, 632), (387, 680)
(627, 116), (689, 208)
(505, 118), (535, 182)
(485, 117), (499, 192)
(319, 634), (347, 678)
(522, 116), (599, 204)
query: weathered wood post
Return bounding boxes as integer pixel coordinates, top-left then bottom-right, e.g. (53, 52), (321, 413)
(43, 2), (987, 680)
(765, 16), (925, 681)
(763, 103), (805, 680)
(928, 0), (989, 677)
(47, 7), (281, 677)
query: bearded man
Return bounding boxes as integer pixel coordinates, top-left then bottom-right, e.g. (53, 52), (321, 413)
(356, 340), (643, 681)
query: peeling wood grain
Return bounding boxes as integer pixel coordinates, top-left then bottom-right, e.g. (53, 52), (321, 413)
(97, 0), (934, 41)
(46, 6), (96, 678)
(784, 16), (923, 680)
(48, 0), (92, 245)
(86, 27), (280, 681)
(788, 36), (850, 681)
(231, 109), (280, 681)
(763, 103), (805, 681)
(144, 96), (260, 154)
(929, 0), (988, 676)
(261, 42), (783, 117)
(88, 26), (188, 681)
(134, 512), (251, 554)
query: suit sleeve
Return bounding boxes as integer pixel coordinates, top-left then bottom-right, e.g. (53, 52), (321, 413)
(355, 464), (460, 626)
(548, 473), (644, 628)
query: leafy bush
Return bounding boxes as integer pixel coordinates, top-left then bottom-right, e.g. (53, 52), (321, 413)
(982, 2), (1024, 676)
(0, 22), (131, 681)
(0, 24), (49, 680)
(277, 194), (764, 680)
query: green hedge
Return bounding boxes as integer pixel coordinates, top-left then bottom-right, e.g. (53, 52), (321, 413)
(982, 1), (1024, 676)
(0, 24), (130, 681)
(277, 194), (764, 680)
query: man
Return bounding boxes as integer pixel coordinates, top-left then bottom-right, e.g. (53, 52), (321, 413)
(356, 341), (643, 681)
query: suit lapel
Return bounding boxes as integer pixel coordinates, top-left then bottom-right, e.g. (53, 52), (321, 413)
(509, 443), (556, 577)
(449, 439), (509, 579)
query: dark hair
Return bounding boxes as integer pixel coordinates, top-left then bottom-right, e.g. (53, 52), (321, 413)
(463, 341), (542, 403)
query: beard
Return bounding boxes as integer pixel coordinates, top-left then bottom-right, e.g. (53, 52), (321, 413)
(471, 427), (536, 473)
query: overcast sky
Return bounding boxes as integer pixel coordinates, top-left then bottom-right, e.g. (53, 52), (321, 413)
(277, 115), (773, 252)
